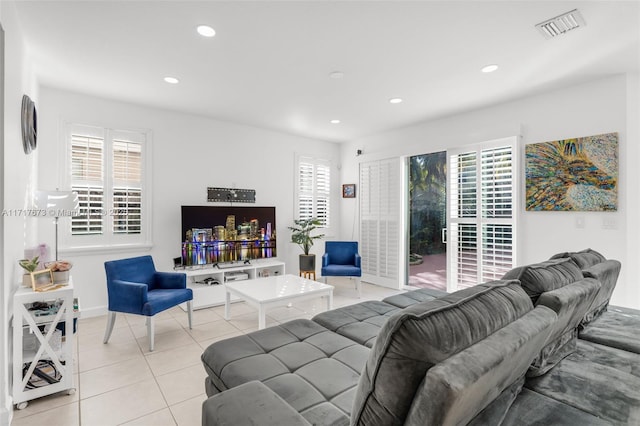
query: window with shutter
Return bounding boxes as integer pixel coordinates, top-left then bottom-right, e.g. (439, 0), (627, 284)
(70, 130), (105, 236)
(64, 123), (150, 249)
(448, 137), (517, 291)
(295, 155), (331, 228)
(112, 140), (142, 234)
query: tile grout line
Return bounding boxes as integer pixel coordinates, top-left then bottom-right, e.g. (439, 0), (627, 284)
(76, 326), (82, 426)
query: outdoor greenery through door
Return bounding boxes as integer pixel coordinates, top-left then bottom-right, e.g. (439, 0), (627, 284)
(408, 151), (447, 290)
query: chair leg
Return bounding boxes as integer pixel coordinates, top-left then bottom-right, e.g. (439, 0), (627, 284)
(355, 277), (362, 298)
(187, 300), (193, 330)
(103, 311), (117, 344)
(146, 316), (155, 352)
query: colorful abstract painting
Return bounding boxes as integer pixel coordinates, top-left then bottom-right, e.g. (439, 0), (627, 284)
(525, 132), (618, 211)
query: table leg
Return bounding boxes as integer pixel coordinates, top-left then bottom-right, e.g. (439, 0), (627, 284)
(224, 290), (231, 320)
(258, 305), (266, 330)
(327, 290), (333, 311)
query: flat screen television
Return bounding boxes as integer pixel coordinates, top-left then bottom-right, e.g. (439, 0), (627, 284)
(180, 206), (276, 266)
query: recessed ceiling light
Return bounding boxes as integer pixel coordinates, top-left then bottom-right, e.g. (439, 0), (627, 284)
(164, 77), (179, 84)
(197, 25), (216, 37)
(481, 64), (499, 73)
(329, 71), (344, 79)
(330, 119), (341, 124)
(389, 98), (403, 104)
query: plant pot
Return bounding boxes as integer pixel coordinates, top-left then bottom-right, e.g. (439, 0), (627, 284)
(299, 254), (316, 272)
(53, 271), (70, 285)
(22, 274), (32, 287)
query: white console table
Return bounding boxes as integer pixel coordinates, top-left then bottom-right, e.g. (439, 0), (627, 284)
(12, 281), (78, 409)
(178, 259), (285, 310)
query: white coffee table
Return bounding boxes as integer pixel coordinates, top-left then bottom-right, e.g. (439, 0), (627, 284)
(224, 274), (334, 329)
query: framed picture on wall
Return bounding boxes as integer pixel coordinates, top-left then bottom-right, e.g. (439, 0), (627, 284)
(342, 184), (356, 198)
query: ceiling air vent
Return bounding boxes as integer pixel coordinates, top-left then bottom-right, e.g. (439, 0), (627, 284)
(536, 9), (586, 39)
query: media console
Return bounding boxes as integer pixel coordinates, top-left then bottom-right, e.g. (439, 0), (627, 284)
(178, 259), (285, 310)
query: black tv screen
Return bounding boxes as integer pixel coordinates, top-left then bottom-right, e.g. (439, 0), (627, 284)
(180, 206), (276, 266)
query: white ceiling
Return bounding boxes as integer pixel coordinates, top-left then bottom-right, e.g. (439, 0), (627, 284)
(14, 1), (640, 143)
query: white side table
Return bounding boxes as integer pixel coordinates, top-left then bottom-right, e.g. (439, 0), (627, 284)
(12, 280), (77, 409)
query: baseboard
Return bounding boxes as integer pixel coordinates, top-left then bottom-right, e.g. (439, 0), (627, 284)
(0, 403), (12, 426)
(80, 305), (108, 319)
(609, 305), (640, 316)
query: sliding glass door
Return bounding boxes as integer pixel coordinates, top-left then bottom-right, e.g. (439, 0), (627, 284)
(408, 151), (447, 291)
(406, 137), (517, 293)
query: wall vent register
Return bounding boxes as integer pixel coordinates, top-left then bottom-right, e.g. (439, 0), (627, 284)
(536, 9), (585, 39)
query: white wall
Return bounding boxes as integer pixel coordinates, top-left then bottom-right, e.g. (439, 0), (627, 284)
(340, 73), (639, 310)
(1, 1), (40, 423)
(37, 87), (340, 317)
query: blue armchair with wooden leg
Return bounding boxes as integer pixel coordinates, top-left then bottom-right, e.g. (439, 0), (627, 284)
(103, 255), (193, 351)
(321, 241), (362, 298)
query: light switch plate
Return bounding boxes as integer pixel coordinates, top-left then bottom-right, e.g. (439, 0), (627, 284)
(602, 217), (618, 230)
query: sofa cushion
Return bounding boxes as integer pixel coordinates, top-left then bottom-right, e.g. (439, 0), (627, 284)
(503, 388), (606, 426)
(526, 277), (600, 376)
(350, 280), (556, 426)
(202, 380), (312, 426)
(525, 350), (640, 425)
(550, 248), (606, 269)
(550, 249), (621, 324)
(581, 259), (621, 321)
(312, 301), (400, 348)
(201, 319), (365, 425)
(502, 258), (584, 304)
(579, 309), (640, 354)
(382, 288), (447, 308)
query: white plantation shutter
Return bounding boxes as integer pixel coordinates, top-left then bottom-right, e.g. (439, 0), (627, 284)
(360, 158), (400, 287)
(298, 161), (314, 220)
(70, 127), (105, 235)
(315, 163), (331, 227)
(448, 137), (517, 291)
(64, 123), (150, 248)
(296, 156), (331, 228)
(480, 146), (514, 281)
(112, 136), (143, 234)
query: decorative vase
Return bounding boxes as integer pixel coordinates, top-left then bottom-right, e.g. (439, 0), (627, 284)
(299, 254), (316, 272)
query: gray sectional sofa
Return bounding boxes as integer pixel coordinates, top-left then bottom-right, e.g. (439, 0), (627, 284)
(201, 249), (640, 425)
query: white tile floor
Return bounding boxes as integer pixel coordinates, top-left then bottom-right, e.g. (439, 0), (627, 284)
(11, 279), (402, 426)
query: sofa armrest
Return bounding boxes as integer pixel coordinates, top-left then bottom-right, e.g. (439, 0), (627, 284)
(202, 380), (311, 426)
(535, 278), (600, 339)
(583, 259), (621, 301)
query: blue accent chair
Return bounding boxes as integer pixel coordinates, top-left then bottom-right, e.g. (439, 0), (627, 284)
(103, 255), (193, 351)
(321, 241), (362, 298)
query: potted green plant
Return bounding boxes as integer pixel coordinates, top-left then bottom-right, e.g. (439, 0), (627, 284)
(289, 218), (325, 271)
(18, 256), (39, 287)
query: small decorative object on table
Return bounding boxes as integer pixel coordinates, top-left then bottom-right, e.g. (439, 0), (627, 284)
(45, 260), (73, 285)
(342, 184), (356, 198)
(31, 269), (55, 292)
